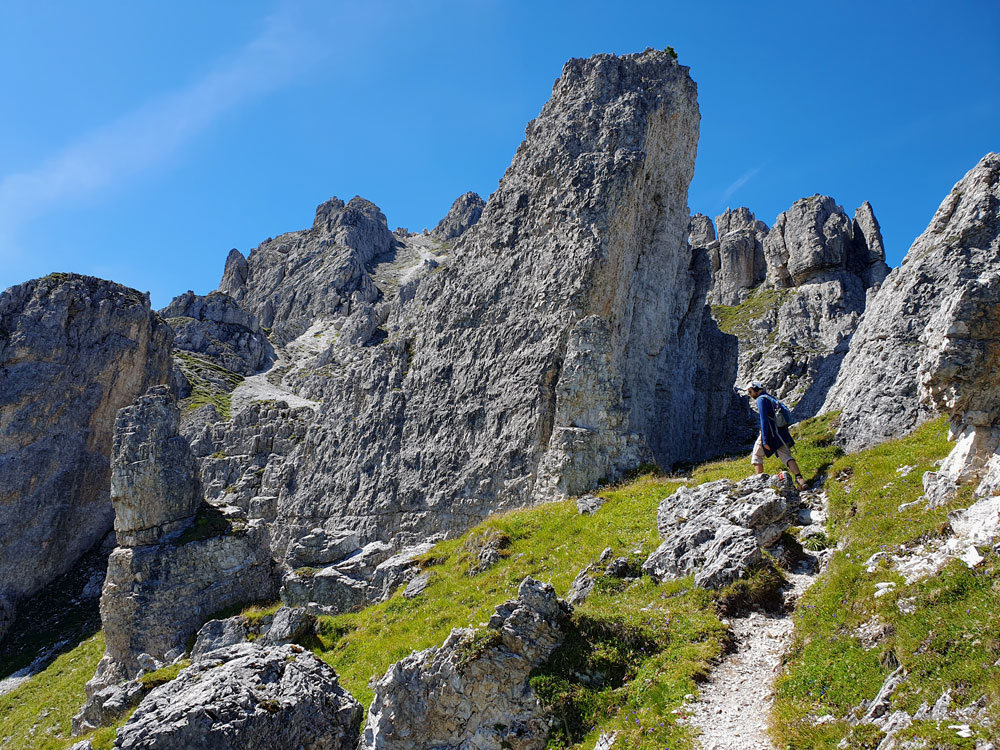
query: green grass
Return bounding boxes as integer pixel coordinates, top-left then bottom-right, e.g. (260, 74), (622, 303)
(138, 660), (190, 689)
(0, 633), (106, 750)
(174, 350), (243, 419)
(711, 287), (793, 339)
(771, 416), (1000, 748)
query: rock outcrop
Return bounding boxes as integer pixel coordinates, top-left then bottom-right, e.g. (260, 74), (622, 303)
(0, 274), (171, 642)
(430, 191), (486, 241)
(219, 196), (397, 344)
(161, 290), (273, 375)
(87, 386), (275, 706)
(704, 207), (768, 306)
(642, 474), (803, 588)
(263, 48), (745, 582)
(710, 196), (890, 415)
(824, 153), (1000, 450)
(359, 577), (570, 750)
(114, 643), (360, 750)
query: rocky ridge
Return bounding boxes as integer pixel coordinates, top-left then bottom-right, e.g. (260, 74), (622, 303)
(429, 191), (486, 241)
(700, 196), (890, 415)
(0, 274), (171, 642)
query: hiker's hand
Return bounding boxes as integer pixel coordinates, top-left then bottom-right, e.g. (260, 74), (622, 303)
(763, 444), (770, 451)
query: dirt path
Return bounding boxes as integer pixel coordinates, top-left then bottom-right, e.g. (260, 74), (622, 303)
(685, 562), (818, 750)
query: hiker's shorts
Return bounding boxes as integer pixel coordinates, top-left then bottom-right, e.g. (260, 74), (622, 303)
(751, 435), (793, 467)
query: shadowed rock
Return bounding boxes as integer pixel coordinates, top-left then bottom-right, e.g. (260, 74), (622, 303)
(0, 274), (171, 642)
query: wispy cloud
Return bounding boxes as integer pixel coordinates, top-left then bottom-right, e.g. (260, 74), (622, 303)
(0, 2), (333, 251)
(720, 166), (761, 203)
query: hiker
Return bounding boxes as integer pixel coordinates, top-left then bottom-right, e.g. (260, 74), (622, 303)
(745, 381), (808, 490)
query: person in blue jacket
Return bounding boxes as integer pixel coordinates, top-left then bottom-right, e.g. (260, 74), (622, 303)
(746, 381), (808, 489)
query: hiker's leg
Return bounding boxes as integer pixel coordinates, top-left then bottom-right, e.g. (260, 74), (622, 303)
(786, 458), (808, 488)
(751, 435), (766, 474)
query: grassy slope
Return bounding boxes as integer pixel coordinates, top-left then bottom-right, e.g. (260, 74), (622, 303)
(4, 413), (995, 749)
(772, 416), (1000, 748)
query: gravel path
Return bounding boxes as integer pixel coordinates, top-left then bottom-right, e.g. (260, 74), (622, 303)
(685, 489), (830, 750)
(686, 563), (818, 750)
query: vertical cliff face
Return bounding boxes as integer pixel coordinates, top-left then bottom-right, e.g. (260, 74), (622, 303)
(263, 49), (743, 563)
(824, 153), (1000, 450)
(0, 274), (172, 642)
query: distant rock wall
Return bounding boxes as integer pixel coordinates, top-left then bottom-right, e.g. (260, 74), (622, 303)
(703, 197), (890, 416)
(0, 274), (171, 642)
(824, 153), (1000, 450)
(219, 197), (397, 344)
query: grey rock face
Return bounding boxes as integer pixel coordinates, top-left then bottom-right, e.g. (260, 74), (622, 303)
(642, 474), (801, 588)
(359, 577), (570, 750)
(268, 50), (744, 566)
(91, 387), (276, 695)
(718, 197), (889, 416)
(919, 270), (1000, 495)
(0, 273), (171, 642)
(219, 196), (397, 344)
(110, 386), (202, 546)
(707, 207), (768, 305)
(824, 153), (1000, 450)
(189, 607), (315, 658)
(160, 290), (274, 375)
(688, 213), (716, 248)
(115, 643), (360, 750)
(430, 191), (486, 241)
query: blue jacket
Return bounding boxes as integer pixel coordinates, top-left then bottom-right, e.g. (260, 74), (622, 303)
(757, 393), (794, 456)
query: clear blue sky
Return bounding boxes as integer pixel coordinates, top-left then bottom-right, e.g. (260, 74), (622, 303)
(1, 0), (997, 308)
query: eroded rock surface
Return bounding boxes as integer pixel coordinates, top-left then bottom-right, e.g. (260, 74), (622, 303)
(115, 643), (360, 750)
(359, 577), (570, 750)
(0, 274), (171, 641)
(219, 196), (397, 344)
(705, 207), (768, 306)
(642, 474), (802, 588)
(824, 153), (1000, 450)
(430, 191), (486, 241)
(161, 290), (273, 375)
(267, 50), (745, 573)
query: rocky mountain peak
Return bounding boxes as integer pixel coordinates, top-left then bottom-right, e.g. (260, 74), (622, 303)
(429, 191), (485, 241)
(688, 213), (716, 248)
(716, 206), (768, 237)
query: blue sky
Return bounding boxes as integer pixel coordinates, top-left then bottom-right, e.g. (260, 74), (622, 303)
(1, 0), (997, 308)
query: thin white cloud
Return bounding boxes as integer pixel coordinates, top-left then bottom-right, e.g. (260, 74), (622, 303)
(720, 167), (761, 202)
(0, 2), (332, 250)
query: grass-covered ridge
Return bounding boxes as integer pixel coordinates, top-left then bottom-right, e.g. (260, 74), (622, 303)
(772, 416), (1000, 748)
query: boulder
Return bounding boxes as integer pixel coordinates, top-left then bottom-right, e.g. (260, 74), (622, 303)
(824, 153), (1000, 450)
(359, 577), (570, 750)
(109, 386), (202, 546)
(114, 643), (360, 750)
(642, 474), (800, 588)
(0, 273), (171, 641)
